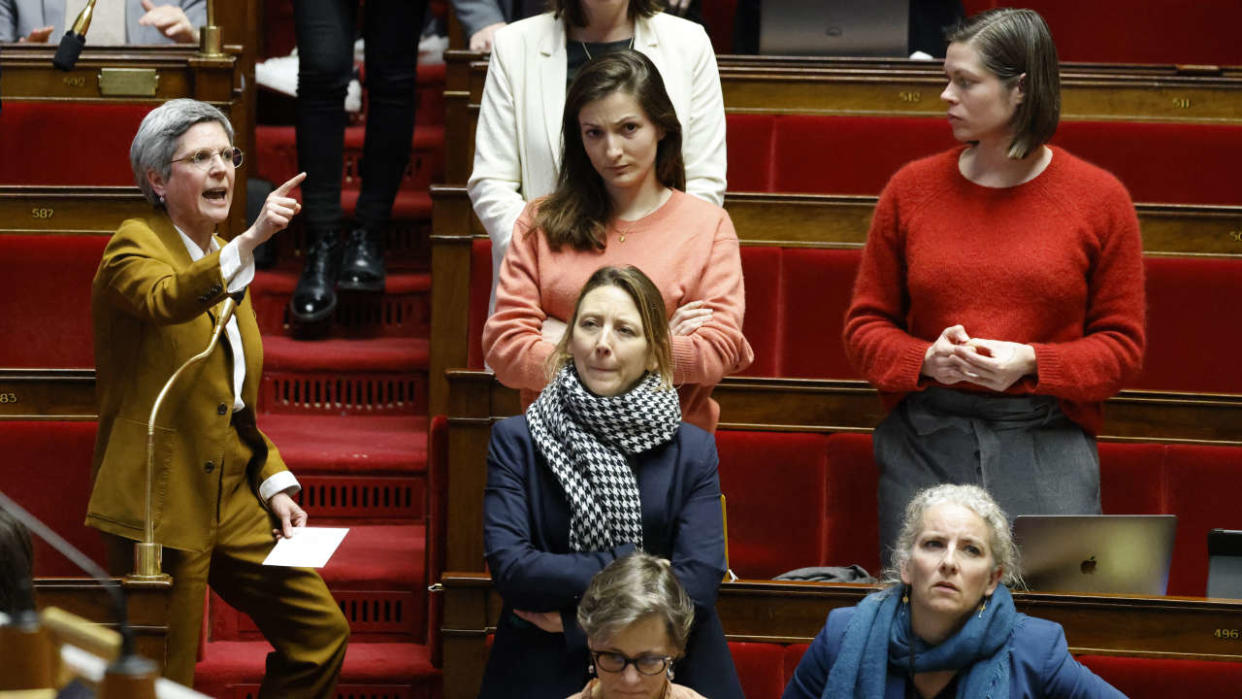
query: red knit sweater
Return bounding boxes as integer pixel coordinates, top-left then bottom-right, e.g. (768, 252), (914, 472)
(843, 146), (1146, 434)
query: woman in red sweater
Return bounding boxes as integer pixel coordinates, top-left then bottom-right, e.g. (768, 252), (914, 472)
(843, 8), (1145, 563)
(482, 50), (752, 432)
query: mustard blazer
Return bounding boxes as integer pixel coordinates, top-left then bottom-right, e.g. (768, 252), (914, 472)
(86, 213), (288, 553)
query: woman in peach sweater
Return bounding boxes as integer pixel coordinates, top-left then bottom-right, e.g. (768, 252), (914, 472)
(482, 50), (751, 432)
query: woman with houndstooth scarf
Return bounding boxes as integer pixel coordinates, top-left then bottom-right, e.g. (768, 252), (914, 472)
(479, 266), (743, 699)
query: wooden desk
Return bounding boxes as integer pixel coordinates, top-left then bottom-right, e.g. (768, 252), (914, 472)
(34, 576), (173, 672)
(440, 572), (1242, 698)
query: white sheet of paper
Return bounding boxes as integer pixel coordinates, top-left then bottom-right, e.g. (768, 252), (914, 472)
(262, 527), (349, 568)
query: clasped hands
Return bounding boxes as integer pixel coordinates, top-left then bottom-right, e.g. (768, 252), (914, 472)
(921, 325), (1036, 392)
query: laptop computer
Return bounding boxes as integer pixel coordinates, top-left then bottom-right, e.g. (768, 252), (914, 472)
(759, 0), (910, 57)
(1013, 515), (1177, 596)
(1207, 529), (1242, 599)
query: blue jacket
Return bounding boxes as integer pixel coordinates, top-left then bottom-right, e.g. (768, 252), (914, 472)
(783, 606), (1125, 699)
(479, 416), (743, 699)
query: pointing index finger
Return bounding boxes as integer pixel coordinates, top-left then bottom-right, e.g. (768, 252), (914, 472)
(274, 171), (307, 197)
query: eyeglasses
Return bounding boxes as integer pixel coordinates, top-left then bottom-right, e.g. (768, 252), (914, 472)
(171, 147), (244, 170)
(590, 650), (673, 676)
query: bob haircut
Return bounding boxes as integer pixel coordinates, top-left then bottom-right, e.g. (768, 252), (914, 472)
(553, 0), (662, 28)
(549, 265), (674, 389)
(130, 98), (235, 208)
(535, 50), (685, 252)
(884, 483), (1023, 589)
(577, 553), (694, 653)
(947, 8), (1060, 159)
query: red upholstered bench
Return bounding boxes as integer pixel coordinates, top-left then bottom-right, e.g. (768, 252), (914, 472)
(969, 0), (1242, 66)
(716, 431), (1242, 598)
(0, 235), (107, 368)
(0, 421), (104, 576)
(464, 239), (1242, 395)
(725, 113), (1242, 205)
(750, 642), (1242, 699)
(0, 103), (154, 186)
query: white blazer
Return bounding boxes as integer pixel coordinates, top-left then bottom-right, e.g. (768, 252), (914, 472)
(466, 11), (728, 306)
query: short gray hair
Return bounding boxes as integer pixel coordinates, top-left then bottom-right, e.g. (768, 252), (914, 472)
(130, 99), (234, 207)
(577, 553), (694, 654)
(884, 484), (1022, 589)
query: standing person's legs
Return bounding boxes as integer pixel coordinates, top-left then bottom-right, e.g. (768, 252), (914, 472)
(339, 0), (428, 292)
(209, 427), (349, 697)
(291, 0), (357, 322)
(978, 414), (1102, 521)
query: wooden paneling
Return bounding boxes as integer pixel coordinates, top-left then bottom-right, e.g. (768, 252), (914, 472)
(34, 577), (172, 671)
(0, 370), (97, 420)
(0, 187), (148, 236)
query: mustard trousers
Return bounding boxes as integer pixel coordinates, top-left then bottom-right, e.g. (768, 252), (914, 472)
(107, 423), (349, 698)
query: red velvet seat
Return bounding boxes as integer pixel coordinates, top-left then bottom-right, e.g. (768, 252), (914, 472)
(0, 235), (107, 368)
(0, 421), (104, 576)
(725, 113), (1242, 205)
(0, 103), (153, 185)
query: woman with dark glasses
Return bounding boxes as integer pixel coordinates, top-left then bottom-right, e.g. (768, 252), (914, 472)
(571, 553), (708, 699)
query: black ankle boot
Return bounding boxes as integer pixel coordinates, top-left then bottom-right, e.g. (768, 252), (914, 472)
(338, 227), (386, 293)
(290, 232), (341, 323)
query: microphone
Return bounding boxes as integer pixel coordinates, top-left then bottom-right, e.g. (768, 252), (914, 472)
(133, 296), (237, 581)
(0, 490), (156, 687)
(53, 0), (98, 72)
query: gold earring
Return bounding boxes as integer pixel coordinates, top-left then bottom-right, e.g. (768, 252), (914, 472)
(977, 599), (987, 618)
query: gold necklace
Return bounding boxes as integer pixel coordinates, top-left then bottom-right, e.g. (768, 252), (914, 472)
(580, 34), (635, 62)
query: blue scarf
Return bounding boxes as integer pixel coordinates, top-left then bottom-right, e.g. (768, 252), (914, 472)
(822, 585), (1017, 699)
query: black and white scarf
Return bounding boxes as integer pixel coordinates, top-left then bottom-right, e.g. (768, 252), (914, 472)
(526, 365), (681, 552)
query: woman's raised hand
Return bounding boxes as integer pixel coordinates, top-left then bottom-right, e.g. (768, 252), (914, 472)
(541, 316), (568, 345)
(237, 172), (306, 256)
(952, 338), (1037, 392)
(669, 301), (712, 336)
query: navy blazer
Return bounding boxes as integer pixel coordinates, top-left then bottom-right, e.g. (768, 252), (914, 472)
(479, 416), (743, 699)
(782, 606), (1125, 699)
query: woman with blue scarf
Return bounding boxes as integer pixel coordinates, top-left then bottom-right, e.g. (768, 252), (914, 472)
(782, 485), (1124, 699)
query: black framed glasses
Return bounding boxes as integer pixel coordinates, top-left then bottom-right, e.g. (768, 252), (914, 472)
(590, 650), (673, 676)
(172, 146), (244, 170)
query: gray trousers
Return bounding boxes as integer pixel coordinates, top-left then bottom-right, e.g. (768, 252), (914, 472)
(873, 388), (1101, 567)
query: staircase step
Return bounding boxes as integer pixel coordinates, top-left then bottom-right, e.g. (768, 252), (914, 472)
(263, 414), (429, 521)
(257, 190), (432, 273)
(195, 641), (440, 699)
(261, 414), (428, 475)
(260, 337), (429, 416)
(209, 525), (427, 644)
(254, 124), (444, 196)
(252, 269), (431, 338)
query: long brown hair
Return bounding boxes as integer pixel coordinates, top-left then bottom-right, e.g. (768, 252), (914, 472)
(548, 265), (674, 389)
(947, 8), (1061, 159)
(535, 50), (685, 252)
(552, 0), (663, 28)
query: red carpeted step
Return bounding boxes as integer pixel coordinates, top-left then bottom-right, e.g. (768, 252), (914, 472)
(209, 525), (428, 644)
(260, 414), (428, 475)
(254, 124), (445, 196)
(259, 336), (429, 416)
(194, 641), (440, 699)
(261, 414), (429, 522)
(251, 269), (431, 338)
